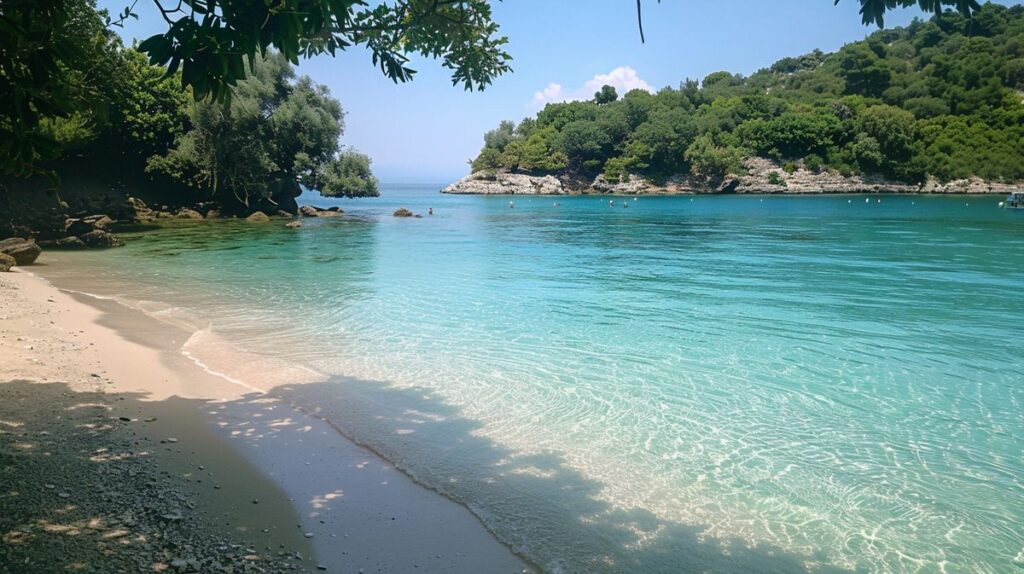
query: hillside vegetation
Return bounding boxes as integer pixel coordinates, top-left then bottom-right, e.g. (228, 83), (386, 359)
(471, 3), (1024, 187)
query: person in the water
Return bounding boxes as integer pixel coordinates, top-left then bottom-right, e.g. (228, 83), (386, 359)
(428, 207), (434, 215)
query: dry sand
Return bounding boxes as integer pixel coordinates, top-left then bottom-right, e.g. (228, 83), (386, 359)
(1, 269), (531, 573)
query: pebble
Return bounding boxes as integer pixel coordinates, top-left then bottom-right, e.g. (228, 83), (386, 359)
(166, 437), (179, 443)
(304, 532), (314, 538)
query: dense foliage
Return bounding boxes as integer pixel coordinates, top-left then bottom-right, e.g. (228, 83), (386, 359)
(147, 54), (378, 211)
(473, 3), (1024, 185)
(2, 0), (509, 180)
(1, 0), (376, 211)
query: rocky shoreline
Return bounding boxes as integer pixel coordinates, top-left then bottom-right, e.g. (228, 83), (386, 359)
(442, 158), (1023, 196)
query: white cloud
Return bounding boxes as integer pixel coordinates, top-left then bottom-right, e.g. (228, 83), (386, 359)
(529, 66), (654, 110)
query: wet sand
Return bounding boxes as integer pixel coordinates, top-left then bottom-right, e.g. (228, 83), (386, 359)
(0, 268), (531, 573)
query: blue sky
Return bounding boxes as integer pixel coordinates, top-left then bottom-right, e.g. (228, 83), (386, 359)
(99, 0), (1017, 183)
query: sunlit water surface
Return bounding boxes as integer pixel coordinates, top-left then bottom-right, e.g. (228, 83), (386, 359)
(40, 187), (1024, 573)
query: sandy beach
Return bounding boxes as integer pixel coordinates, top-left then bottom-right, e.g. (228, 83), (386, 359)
(0, 268), (530, 573)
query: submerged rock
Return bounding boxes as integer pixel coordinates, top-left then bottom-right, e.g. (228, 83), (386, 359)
(0, 252), (15, 272)
(245, 212), (271, 223)
(0, 237), (42, 265)
(393, 208), (414, 217)
(299, 205), (342, 217)
(79, 230), (124, 248)
(285, 221), (302, 228)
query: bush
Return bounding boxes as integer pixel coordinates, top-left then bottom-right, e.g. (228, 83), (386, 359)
(783, 162), (798, 174)
(804, 154), (824, 172)
(767, 171), (786, 186)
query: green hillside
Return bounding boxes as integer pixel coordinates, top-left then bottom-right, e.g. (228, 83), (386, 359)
(471, 3), (1024, 186)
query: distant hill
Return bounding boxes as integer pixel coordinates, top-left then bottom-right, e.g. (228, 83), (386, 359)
(469, 3), (1024, 189)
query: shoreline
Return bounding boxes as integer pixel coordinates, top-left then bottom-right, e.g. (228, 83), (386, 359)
(1, 268), (531, 573)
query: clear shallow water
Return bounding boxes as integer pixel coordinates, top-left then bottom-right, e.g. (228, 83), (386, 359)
(42, 188), (1024, 573)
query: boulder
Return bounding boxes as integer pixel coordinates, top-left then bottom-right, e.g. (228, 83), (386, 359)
(204, 209), (221, 219)
(64, 218), (94, 236)
(79, 230), (124, 248)
(83, 214), (114, 229)
(393, 208), (414, 217)
(54, 236), (87, 250)
(175, 208), (204, 220)
(127, 197), (155, 221)
(299, 205), (319, 217)
(276, 210), (294, 219)
(245, 212), (271, 223)
(285, 221), (303, 228)
(0, 253), (15, 272)
(0, 238), (42, 265)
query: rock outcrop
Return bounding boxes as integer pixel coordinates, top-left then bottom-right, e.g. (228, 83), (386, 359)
(442, 171), (564, 195)
(591, 174), (655, 195)
(285, 221), (302, 228)
(0, 238), (42, 265)
(444, 161), (1022, 197)
(393, 208), (414, 217)
(732, 158), (1022, 194)
(245, 212), (271, 223)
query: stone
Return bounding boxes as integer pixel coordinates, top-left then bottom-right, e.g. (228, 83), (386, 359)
(393, 208), (414, 217)
(245, 212), (270, 223)
(127, 197), (155, 221)
(175, 208), (204, 220)
(275, 210), (294, 218)
(205, 209), (221, 219)
(0, 238), (42, 265)
(54, 236), (87, 250)
(299, 205), (341, 217)
(64, 218), (94, 236)
(83, 214), (114, 229)
(442, 171), (564, 195)
(0, 253), (15, 272)
(285, 221), (302, 228)
(79, 230), (124, 248)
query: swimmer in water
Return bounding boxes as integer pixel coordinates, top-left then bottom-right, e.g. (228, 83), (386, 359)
(509, 201), (515, 208)
(428, 207), (434, 215)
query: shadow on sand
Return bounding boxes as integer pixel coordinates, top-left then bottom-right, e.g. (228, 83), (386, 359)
(239, 376), (858, 574)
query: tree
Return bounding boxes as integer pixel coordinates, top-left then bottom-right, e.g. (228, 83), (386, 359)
(838, 43), (892, 97)
(594, 85), (618, 105)
(1, 0), (122, 178)
(147, 54), (377, 213)
(684, 135), (745, 183)
(3, 0), (984, 180)
(483, 121), (516, 152)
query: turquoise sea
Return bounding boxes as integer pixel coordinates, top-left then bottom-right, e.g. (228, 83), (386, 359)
(42, 187), (1024, 573)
